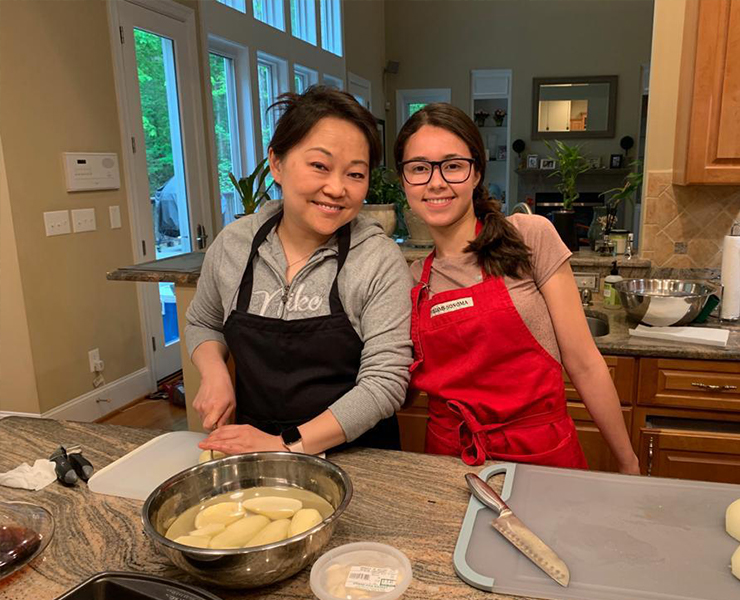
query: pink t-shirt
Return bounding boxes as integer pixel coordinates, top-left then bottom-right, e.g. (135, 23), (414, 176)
(409, 214), (571, 362)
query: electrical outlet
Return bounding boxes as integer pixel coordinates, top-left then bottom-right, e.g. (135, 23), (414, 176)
(573, 272), (599, 290)
(72, 208), (96, 233)
(43, 210), (71, 236)
(88, 348), (101, 373)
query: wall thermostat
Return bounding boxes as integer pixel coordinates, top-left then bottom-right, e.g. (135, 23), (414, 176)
(63, 152), (121, 192)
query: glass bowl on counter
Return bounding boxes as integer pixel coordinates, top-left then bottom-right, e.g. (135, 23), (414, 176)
(0, 501), (55, 580)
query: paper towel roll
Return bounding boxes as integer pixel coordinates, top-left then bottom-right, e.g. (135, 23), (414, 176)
(721, 235), (740, 320)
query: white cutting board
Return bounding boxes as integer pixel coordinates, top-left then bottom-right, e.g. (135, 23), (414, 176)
(88, 431), (207, 501)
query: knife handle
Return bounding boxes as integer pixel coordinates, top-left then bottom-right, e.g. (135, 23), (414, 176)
(465, 473), (511, 515)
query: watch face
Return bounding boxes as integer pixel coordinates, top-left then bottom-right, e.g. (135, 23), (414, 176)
(281, 426), (301, 445)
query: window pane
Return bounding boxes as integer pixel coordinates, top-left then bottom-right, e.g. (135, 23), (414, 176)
(210, 53), (241, 226)
(290, 0), (317, 45)
(408, 102), (427, 118)
(254, 0), (285, 31)
(258, 62), (275, 155)
(320, 0), (342, 56)
(217, 0), (246, 12)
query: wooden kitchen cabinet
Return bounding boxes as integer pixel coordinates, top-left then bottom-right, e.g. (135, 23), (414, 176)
(568, 402), (632, 472)
(674, 0), (740, 184)
(397, 391), (429, 452)
(564, 355), (636, 406)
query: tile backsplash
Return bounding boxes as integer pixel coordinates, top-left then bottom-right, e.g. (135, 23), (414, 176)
(641, 171), (740, 268)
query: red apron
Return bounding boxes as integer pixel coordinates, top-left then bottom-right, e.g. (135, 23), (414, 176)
(409, 234), (588, 469)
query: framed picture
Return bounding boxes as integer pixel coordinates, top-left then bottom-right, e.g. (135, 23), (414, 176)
(376, 118), (386, 166)
(540, 158), (556, 170)
(610, 153), (623, 169)
(496, 146), (507, 161)
(526, 154), (539, 169)
(588, 156), (602, 169)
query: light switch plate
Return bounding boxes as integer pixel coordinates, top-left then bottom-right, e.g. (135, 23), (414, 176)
(43, 210), (71, 236)
(72, 208), (96, 233)
(573, 272), (599, 290)
(109, 205), (121, 229)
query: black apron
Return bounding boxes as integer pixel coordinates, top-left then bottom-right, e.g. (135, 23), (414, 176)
(223, 210), (400, 451)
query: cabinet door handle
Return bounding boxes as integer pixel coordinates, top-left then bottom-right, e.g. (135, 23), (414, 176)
(691, 382), (738, 392)
(647, 436), (654, 476)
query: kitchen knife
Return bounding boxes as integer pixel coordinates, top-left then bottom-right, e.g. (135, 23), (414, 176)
(465, 473), (570, 587)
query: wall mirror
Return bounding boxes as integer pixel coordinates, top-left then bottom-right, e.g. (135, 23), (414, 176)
(532, 76), (618, 139)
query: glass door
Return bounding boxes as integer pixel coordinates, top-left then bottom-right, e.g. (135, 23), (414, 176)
(118, 1), (210, 381)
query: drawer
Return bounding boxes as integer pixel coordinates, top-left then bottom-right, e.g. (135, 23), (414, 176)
(637, 358), (740, 411)
(564, 355), (636, 406)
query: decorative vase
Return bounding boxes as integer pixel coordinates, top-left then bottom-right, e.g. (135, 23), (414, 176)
(493, 117), (504, 127)
(587, 206), (608, 250)
(552, 210), (578, 251)
(403, 209), (434, 247)
(362, 204), (397, 237)
(474, 116), (488, 127)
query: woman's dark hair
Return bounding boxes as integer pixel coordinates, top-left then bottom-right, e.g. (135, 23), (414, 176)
(268, 85), (381, 170)
(393, 103), (533, 279)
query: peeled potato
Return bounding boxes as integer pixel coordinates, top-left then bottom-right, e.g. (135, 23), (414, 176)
(242, 496), (303, 520)
(244, 518), (291, 547)
(194, 501), (245, 529)
(198, 450), (227, 464)
(209, 515), (270, 549)
(289, 508), (323, 537)
(733, 545), (740, 580)
(727, 499), (740, 542)
(189, 523), (225, 538)
(174, 535), (211, 549)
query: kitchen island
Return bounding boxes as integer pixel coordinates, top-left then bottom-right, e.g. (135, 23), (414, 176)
(0, 417), (531, 600)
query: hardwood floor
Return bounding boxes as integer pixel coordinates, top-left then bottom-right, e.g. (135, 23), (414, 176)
(97, 398), (188, 431)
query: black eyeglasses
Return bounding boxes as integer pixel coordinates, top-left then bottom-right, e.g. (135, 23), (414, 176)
(399, 158), (476, 186)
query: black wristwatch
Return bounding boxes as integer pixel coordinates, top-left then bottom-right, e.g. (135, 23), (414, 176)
(281, 426), (304, 453)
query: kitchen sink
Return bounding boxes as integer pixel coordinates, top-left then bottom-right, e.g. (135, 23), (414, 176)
(584, 311), (609, 337)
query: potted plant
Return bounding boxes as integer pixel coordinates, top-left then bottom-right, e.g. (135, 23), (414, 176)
(493, 108), (507, 127)
(600, 160), (643, 233)
(545, 140), (590, 250)
(229, 157), (274, 217)
(473, 109), (490, 127)
(363, 167), (406, 236)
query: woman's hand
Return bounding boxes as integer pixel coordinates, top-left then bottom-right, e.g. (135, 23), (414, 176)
(193, 371), (236, 431)
(617, 454), (641, 476)
(198, 424), (284, 454)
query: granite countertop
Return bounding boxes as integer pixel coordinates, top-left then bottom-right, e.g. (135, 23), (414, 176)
(591, 301), (740, 361)
(0, 417), (537, 600)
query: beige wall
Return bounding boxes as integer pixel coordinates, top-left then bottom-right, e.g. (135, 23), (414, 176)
(0, 135), (41, 414)
(640, 0), (740, 268)
(344, 0), (386, 121)
(384, 0), (653, 197)
(0, 0), (145, 413)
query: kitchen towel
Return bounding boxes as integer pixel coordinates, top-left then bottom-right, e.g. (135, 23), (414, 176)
(0, 459), (57, 491)
(629, 324), (730, 347)
(721, 234), (740, 320)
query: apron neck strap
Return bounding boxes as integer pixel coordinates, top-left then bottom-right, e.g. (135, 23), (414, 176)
(237, 210), (352, 315)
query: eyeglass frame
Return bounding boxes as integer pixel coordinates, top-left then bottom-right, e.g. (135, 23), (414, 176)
(398, 157), (477, 186)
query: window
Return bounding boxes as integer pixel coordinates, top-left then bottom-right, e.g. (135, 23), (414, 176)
(348, 72), (371, 110)
(257, 53), (287, 156)
(396, 88), (452, 131)
(319, 0), (342, 56)
(209, 52), (242, 225)
(290, 0), (317, 45)
(216, 0), (246, 12)
(294, 64), (318, 94)
(253, 0), (285, 31)
(322, 73), (344, 91)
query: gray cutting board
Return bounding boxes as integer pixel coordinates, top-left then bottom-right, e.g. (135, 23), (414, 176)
(454, 463), (740, 600)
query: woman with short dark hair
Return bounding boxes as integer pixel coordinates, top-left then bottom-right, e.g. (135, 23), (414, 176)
(396, 103), (639, 472)
(186, 86), (412, 455)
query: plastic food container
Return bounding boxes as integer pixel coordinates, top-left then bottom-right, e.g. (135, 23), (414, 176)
(310, 542), (412, 600)
(54, 572), (223, 600)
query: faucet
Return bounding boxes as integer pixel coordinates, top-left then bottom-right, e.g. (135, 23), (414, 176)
(580, 288), (593, 307)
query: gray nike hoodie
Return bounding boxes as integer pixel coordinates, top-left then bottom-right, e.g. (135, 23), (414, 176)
(185, 201), (413, 442)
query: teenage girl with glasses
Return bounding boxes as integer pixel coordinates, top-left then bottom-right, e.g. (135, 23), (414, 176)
(396, 103), (639, 473)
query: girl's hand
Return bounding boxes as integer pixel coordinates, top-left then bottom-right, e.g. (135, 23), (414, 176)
(198, 424), (284, 454)
(192, 372), (236, 431)
(617, 454), (641, 476)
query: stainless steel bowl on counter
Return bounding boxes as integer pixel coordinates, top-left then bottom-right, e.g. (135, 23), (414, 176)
(142, 452), (352, 589)
(614, 279), (716, 327)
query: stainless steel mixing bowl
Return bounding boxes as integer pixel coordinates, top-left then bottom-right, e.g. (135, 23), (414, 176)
(142, 452), (352, 589)
(614, 279), (715, 326)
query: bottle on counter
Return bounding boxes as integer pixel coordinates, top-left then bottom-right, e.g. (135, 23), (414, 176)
(603, 261), (623, 309)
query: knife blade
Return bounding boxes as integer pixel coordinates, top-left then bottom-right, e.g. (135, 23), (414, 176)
(465, 473), (570, 587)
